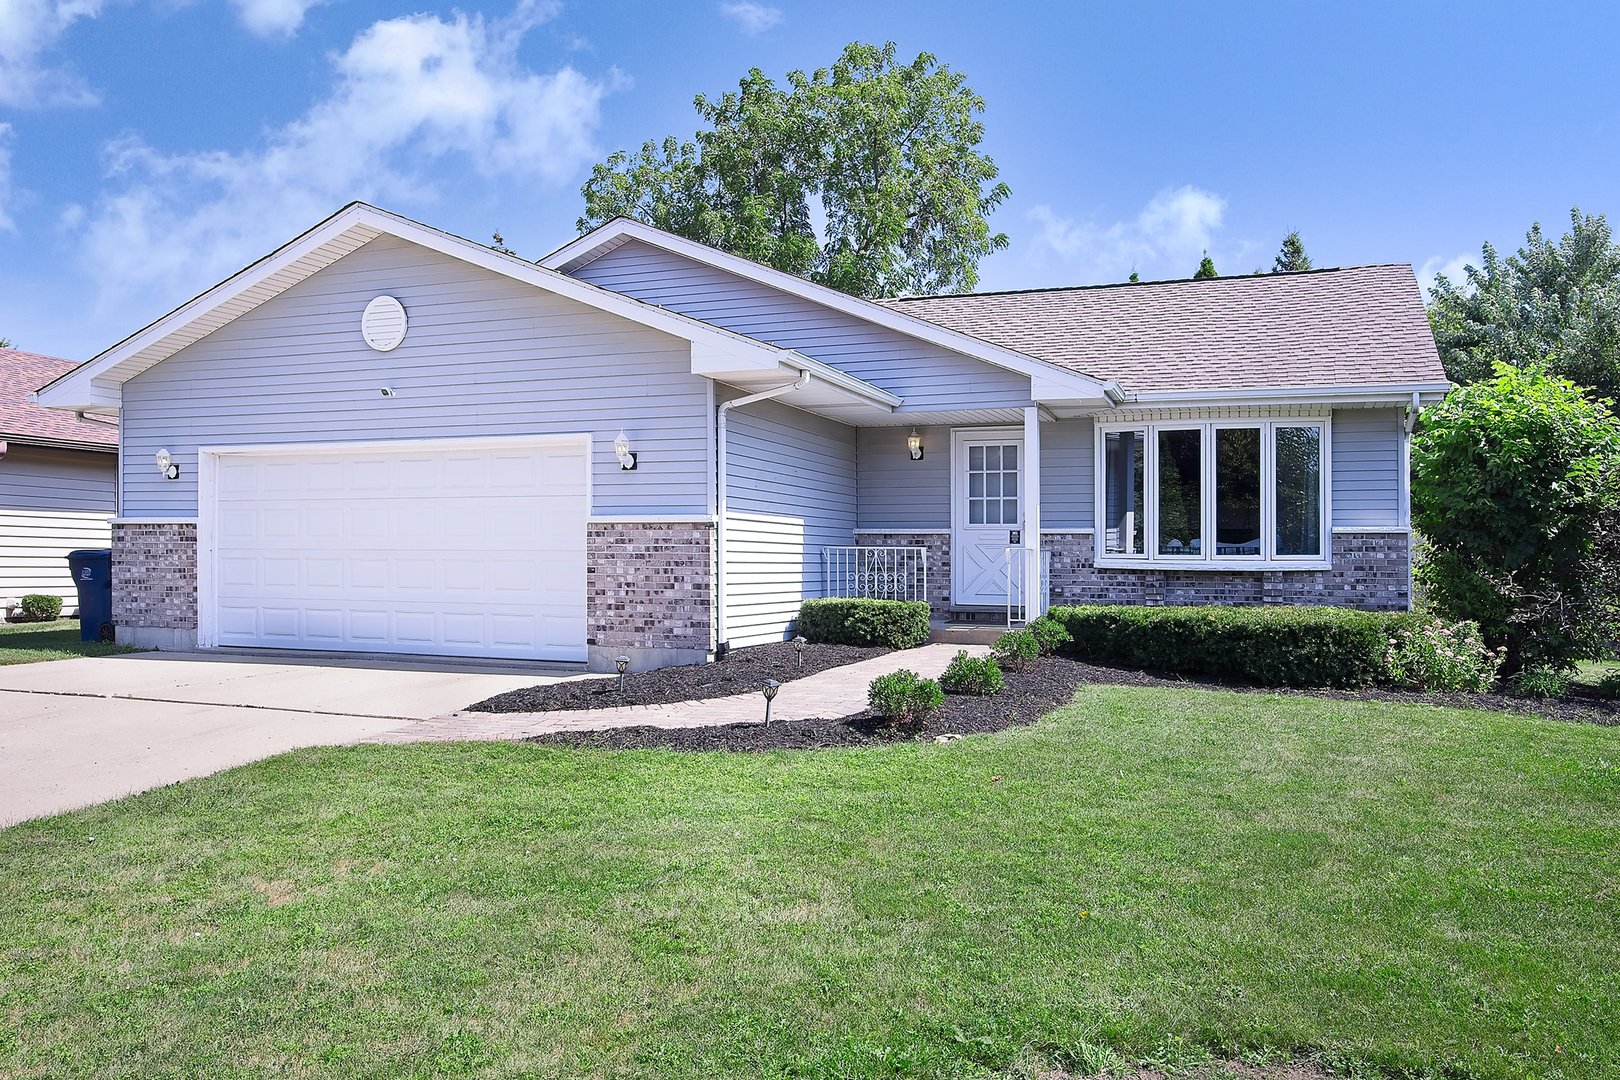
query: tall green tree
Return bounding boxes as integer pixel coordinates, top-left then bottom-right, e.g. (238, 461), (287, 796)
(1193, 251), (1218, 279)
(1272, 231), (1312, 272)
(577, 42), (1010, 298)
(1428, 208), (1620, 398)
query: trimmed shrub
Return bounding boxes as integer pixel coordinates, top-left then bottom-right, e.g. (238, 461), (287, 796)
(1385, 618), (1503, 692)
(19, 594), (63, 622)
(866, 668), (944, 731)
(1047, 604), (1424, 689)
(939, 650), (1004, 696)
(1027, 615), (1073, 655)
(796, 598), (931, 649)
(993, 629), (1040, 672)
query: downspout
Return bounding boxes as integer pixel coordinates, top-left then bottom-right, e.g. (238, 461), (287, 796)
(715, 368), (811, 655)
(1404, 390), (1422, 434)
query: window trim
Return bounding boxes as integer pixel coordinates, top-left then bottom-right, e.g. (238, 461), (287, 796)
(1093, 417), (1332, 570)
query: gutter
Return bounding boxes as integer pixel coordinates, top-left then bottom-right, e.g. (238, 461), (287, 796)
(715, 368), (812, 655)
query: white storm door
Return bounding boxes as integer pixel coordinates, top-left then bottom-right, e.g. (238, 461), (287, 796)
(209, 437), (587, 661)
(953, 433), (1024, 607)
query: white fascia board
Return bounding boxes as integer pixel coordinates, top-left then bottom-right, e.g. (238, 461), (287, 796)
(542, 217), (1111, 403)
(1120, 382), (1453, 408)
(35, 202), (792, 413)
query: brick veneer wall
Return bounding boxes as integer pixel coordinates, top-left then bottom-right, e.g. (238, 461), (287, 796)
(1045, 530), (1410, 611)
(112, 521), (199, 648)
(851, 531), (952, 620)
(587, 521), (713, 671)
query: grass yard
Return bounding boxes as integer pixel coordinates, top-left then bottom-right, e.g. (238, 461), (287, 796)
(0, 618), (142, 665)
(1, 686), (1615, 1079)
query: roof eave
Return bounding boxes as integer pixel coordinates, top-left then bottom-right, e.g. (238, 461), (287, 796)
(1117, 381), (1453, 408)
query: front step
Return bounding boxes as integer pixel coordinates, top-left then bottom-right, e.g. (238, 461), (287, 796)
(928, 623), (1007, 646)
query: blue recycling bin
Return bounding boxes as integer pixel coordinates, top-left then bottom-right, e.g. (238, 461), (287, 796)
(66, 548), (114, 643)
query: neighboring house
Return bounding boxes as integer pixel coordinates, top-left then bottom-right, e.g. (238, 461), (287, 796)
(1, 349), (118, 617)
(36, 204), (1449, 670)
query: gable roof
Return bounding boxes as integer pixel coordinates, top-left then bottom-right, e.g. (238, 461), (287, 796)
(33, 203), (902, 420)
(1, 349), (118, 451)
(883, 265), (1450, 399)
(541, 217), (1120, 408)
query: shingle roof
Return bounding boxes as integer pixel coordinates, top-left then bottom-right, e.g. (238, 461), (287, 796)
(882, 264), (1448, 394)
(0, 349), (118, 450)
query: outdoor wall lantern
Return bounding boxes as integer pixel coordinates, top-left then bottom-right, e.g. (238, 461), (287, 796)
(155, 448), (179, 480)
(761, 679), (781, 726)
(907, 428), (924, 461)
(614, 430), (637, 470)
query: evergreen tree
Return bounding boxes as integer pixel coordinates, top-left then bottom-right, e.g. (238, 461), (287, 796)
(1128, 270), (1139, 283)
(1193, 251), (1218, 279)
(1272, 231), (1312, 272)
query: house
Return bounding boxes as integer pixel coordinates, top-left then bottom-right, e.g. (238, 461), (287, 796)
(1, 349), (119, 618)
(36, 203), (1449, 670)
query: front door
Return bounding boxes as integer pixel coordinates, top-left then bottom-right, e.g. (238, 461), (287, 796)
(953, 434), (1024, 607)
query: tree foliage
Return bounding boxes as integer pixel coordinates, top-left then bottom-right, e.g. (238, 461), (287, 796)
(1193, 251), (1217, 279)
(577, 42), (1011, 298)
(1428, 208), (1620, 398)
(1272, 231), (1312, 273)
(1411, 362), (1620, 671)
(0, 336), (13, 349)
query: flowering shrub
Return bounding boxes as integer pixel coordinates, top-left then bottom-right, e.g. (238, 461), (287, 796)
(1384, 618), (1503, 692)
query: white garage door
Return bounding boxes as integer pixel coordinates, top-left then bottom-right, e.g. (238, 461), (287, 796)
(206, 437), (587, 661)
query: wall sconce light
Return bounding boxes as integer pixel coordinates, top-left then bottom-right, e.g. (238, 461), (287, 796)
(614, 430), (637, 470)
(379, 387), (397, 398)
(907, 428), (924, 461)
(155, 448), (180, 480)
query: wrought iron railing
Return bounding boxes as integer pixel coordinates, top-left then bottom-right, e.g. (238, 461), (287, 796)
(821, 547), (928, 603)
(1005, 546), (1051, 627)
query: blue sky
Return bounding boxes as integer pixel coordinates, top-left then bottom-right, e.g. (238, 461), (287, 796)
(3, 0), (1618, 361)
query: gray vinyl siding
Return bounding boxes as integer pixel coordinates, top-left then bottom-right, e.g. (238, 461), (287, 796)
(1040, 418), (1094, 529)
(855, 425), (951, 530)
(120, 235), (712, 518)
(723, 391), (857, 646)
(0, 444), (116, 514)
(1331, 409), (1402, 528)
(571, 240), (1032, 413)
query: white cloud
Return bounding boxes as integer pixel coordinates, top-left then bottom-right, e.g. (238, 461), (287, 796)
(1419, 251), (1476, 298)
(78, 1), (611, 307)
(0, 0), (108, 107)
(719, 1), (782, 34)
(228, 0), (324, 38)
(0, 124), (15, 230)
(1027, 185), (1229, 281)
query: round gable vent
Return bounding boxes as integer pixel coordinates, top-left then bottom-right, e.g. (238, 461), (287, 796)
(361, 295), (407, 352)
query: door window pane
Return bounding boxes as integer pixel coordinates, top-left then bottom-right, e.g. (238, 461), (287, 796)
(966, 442), (1019, 529)
(1275, 426), (1322, 556)
(1104, 429), (1144, 554)
(1215, 428), (1261, 555)
(1156, 429), (1202, 556)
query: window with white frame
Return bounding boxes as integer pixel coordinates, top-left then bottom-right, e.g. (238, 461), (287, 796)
(1096, 420), (1328, 566)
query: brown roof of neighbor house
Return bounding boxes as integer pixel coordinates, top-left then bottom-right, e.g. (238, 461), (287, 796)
(0, 349), (119, 451)
(881, 264), (1448, 394)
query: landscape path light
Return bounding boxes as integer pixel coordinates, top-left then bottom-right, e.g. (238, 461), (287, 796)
(761, 680), (780, 726)
(615, 655), (630, 693)
(793, 635), (807, 672)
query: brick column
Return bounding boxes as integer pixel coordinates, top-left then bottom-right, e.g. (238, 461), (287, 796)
(112, 521), (198, 650)
(586, 521), (713, 672)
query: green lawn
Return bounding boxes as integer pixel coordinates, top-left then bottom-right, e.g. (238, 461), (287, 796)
(1, 686), (1615, 1079)
(0, 618), (143, 665)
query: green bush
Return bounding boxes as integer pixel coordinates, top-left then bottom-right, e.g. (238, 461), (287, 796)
(939, 650), (1004, 696)
(1047, 604), (1423, 689)
(18, 594), (63, 621)
(796, 598), (931, 649)
(1027, 615), (1073, 655)
(1513, 666), (1570, 699)
(866, 668), (944, 731)
(993, 629), (1039, 672)
(1385, 618), (1503, 692)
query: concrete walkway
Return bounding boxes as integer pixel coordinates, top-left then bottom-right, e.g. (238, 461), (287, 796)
(365, 642), (989, 743)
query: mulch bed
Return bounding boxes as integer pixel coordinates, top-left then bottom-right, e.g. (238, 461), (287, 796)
(467, 640), (890, 713)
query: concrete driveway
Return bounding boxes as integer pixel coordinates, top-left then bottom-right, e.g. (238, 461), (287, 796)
(0, 650), (581, 827)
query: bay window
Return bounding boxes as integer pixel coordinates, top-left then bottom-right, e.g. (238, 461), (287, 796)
(1097, 419), (1329, 567)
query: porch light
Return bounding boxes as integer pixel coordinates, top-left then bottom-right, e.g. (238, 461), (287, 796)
(614, 430), (637, 470)
(793, 635), (807, 672)
(615, 655), (630, 692)
(761, 679), (781, 725)
(907, 428), (924, 461)
(155, 448), (179, 480)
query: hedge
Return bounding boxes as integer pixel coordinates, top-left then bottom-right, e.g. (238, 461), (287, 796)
(1045, 604), (1425, 689)
(796, 598), (931, 649)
